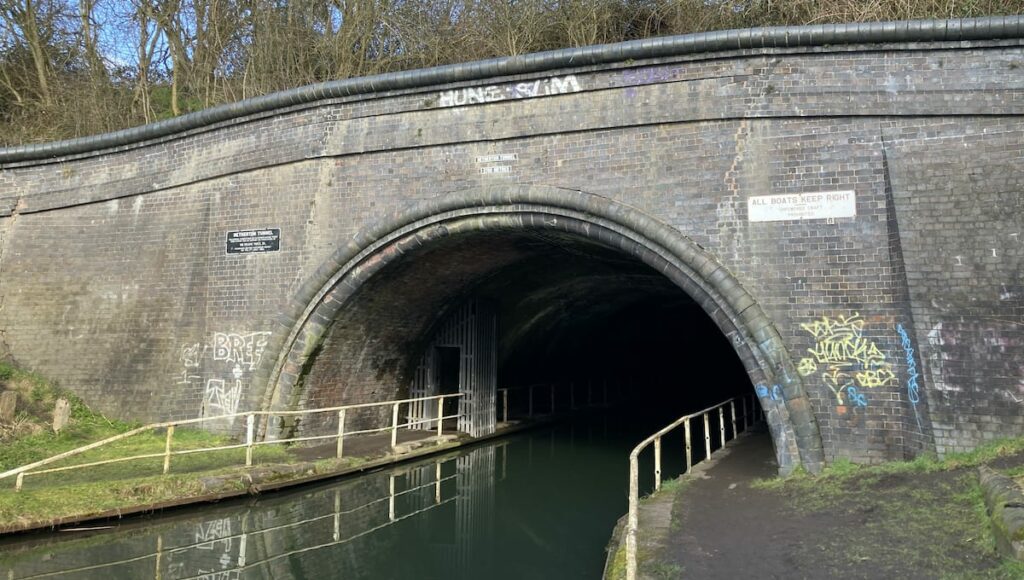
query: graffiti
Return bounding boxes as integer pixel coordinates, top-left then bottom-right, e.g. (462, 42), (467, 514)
(620, 67), (677, 98)
(846, 387), (868, 407)
(928, 318), (1024, 402)
(203, 379), (242, 419)
(181, 342), (203, 368)
(896, 323), (924, 429)
(797, 313), (894, 406)
(212, 332), (270, 371)
(176, 370), (202, 386)
(437, 75), (581, 107)
(178, 330), (271, 421)
(196, 518), (233, 546)
(756, 383), (784, 402)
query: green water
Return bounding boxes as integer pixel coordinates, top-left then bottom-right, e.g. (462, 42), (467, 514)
(0, 410), (745, 579)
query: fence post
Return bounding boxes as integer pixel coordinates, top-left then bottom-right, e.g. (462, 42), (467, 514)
(719, 406), (726, 448)
(626, 452), (639, 580)
(502, 389), (508, 423)
(245, 414), (255, 467)
(684, 418), (692, 473)
(391, 402), (400, 450)
(163, 424), (175, 475)
(654, 436), (662, 491)
(336, 409), (346, 459)
(730, 401), (737, 439)
(437, 397), (444, 440)
(703, 413), (711, 460)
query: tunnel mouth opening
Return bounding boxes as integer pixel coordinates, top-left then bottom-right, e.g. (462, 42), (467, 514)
(266, 190), (823, 473)
(293, 224), (757, 448)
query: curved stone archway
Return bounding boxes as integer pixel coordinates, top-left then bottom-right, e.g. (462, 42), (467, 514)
(254, 185), (824, 474)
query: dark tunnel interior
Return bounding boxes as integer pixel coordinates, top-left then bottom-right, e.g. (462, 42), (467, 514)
(300, 226), (754, 425)
(472, 233), (753, 415)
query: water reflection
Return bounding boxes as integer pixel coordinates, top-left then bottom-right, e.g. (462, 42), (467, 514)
(1, 412), (720, 580)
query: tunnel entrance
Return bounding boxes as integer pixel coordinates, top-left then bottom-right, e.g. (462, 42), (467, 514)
(263, 187), (824, 474)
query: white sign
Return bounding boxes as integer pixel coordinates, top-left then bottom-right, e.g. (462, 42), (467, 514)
(748, 191), (856, 222)
(475, 154), (517, 164)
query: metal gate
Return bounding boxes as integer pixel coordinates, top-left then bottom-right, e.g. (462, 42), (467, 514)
(409, 299), (497, 437)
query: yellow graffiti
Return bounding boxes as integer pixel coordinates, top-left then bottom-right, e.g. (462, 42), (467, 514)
(797, 313), (895, 405)
(797, 358), (818, 377)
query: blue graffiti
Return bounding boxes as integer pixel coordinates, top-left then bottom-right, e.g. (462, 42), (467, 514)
(755, 384), (784, 402)
(846, 386), (868, 407)
(896, 323), (924, 430)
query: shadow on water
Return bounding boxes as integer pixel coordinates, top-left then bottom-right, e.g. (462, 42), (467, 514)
(0, 405), (761, 580)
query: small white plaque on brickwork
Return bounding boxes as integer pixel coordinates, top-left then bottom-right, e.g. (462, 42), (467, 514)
(748, 190), (856, 222)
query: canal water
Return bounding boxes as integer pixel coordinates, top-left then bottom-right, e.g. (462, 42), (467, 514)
(0, 407), (757, 580)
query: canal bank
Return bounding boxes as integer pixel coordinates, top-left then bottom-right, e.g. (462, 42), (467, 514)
(616, 432), (1024, 579)
(1, 411), (722, 579)
(0, 416), (554, 536)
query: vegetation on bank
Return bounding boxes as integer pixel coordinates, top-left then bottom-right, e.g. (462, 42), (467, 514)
(606, 436), (1024, 579)
(747, 438), (1024, 579)
(2, 0), (1022, 146)
(0, 361), (295, 527)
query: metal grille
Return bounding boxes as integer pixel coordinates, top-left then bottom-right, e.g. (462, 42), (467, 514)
(409, 299), (497, 437)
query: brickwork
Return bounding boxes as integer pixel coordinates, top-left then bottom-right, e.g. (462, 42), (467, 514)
(0, 40), (1021, 466)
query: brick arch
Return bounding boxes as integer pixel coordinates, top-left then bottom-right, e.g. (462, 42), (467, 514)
(255, 185), (824, 473)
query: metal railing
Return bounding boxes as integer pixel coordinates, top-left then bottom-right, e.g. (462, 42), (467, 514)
(497, 379), (618, 422)
(625, 393), (762, 580)
(0, 393), (463, 491)
(8, 452), (478, 580)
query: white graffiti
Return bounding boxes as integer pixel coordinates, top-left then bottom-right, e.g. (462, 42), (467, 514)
(203, 379), (243, 418)
(926, 322), (962, 393)
(212, 332), (270, 371)
(438, 75), (581, 108)
(181, 342), (203, 368)
(196, 518), (233, 545)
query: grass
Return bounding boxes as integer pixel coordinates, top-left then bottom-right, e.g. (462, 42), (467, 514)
(743, 436), (1024, 579)
(0, 362), (300, 527)
(753, 436), (1024, 494)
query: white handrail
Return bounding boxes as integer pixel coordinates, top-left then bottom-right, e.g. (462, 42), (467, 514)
(625, 393), (761, 580)
(0, 392), (464, 491)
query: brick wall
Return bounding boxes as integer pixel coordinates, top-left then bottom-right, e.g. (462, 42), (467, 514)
(0, 40), (1021, 464)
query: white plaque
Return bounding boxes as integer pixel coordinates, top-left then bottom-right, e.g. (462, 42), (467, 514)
(748, 190), (856, 222)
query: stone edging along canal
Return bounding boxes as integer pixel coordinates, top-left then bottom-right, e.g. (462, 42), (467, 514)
(0, 420), (549, 536)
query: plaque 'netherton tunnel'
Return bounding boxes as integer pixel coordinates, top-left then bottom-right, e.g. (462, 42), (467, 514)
(1, 17), (1023, 473)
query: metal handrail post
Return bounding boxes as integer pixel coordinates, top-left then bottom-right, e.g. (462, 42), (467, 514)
(719, 407), (726, 448)
(391, 403), (400, 450)
(684, 418), (692, 473)
(626, 450), (640, 580)
(163, 425), (175, 475)
(654, 436), (662, 491)
(437, 397), (444, 440)
(704, 412), (712, 460)
(245, 414), (255, 467)
(336, 409), (346, 458)
(730, 401), (737, 439)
